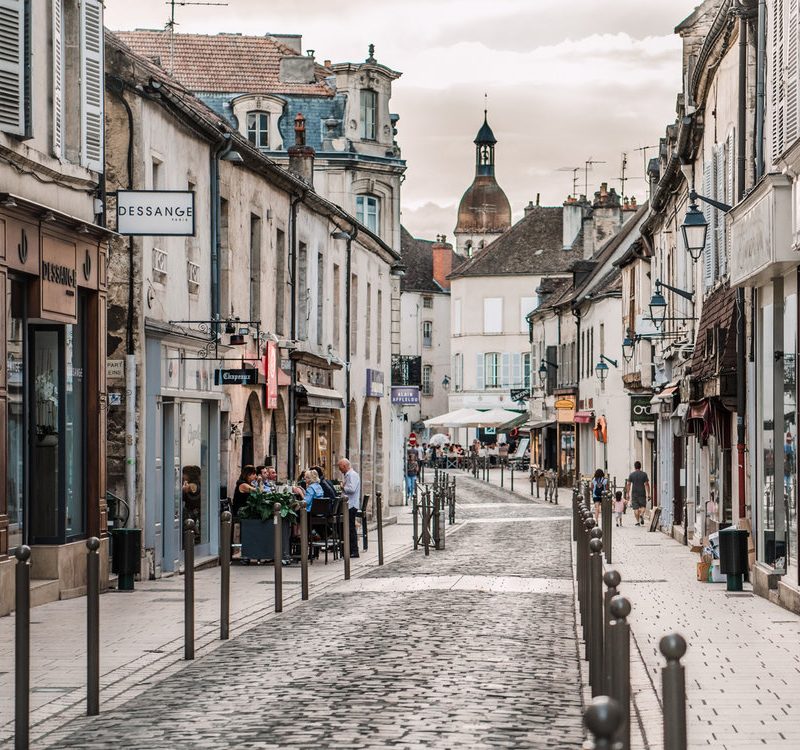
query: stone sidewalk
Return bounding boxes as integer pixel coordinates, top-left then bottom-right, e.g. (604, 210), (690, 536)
(17, 474), (585, 749)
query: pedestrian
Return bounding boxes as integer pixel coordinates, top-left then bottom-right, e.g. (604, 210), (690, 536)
(614, 490), (625, 527)
(625, 460), (651, 526)
(405, 442), (419, 502)
(591, 468), (607, 522)
(337, 458), (361, 558)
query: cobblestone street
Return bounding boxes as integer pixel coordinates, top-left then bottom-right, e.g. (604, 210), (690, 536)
(42, 475), (583, 749)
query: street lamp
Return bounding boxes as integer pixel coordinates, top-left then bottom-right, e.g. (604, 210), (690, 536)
(648, 286), (668, 329)
(595, 354), (618, 383)
(538, 359), (558, 386)
(442, 374), (451, 390)
(622, 330), (636, 363)
(681, 188), (731, 262)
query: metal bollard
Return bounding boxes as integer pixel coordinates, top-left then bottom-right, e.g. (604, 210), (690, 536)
(220, 511), (232, 639)
(500, 461), (504, 488)
(184, 519), (196, 660)
(601, 490), (613, 564)
(589, 535), (604, 697)
(603, 570), (620, 695)
(376, 491), (385, 565)
(299, 504), (309, 600)
(273, 503), (283, 611)
(510, 464), (514, 492)
(584, 696), (623, 750)
(433, 486), (441, 551)
(15, 545), (31, 750)
(582, 516), (596, 646)
(412, 489), (419, 550)
(86, 537), (101, 716)
(342, 498), (351, 580)
(423, 488), (431, 556)
(608, 596), (632, 750)
(661, 634), (688, 750)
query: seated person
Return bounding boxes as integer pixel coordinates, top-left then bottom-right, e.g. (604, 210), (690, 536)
(293, 469), (324, 511)
(311, 465), (339, 500)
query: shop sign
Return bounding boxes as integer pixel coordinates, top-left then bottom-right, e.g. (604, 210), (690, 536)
(391, 386), (420, 405)
(630, 395), (654, 423)
(510, 388), (529, 402)
(214, 368), (258, 386)
(554, 397), (575, 424)
(34, 234), (78, 323)
(116, 190), (195, 236)
(366, 369), (385, 398)
(263, 341), (278, 410)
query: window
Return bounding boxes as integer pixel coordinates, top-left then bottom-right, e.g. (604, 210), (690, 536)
(376, 290), (383, 363)
(275, 229), (286, 335)
(522, 352), (532, 390)
(453, 299), (462, 335)
(351, 273), (358, 355)
(151, 158), (161, 189)
(0, 0), (27, 137)
(360, 89), (377, 140)
(316, 253), (324, 346)
(485, 352), (501, 388)
(484, 298), (503, 334)
(247, 111), (269, 150)
(332, 263), (340, 347)
(422, 365), (433, 396)
(356, 195), (380, 235)
(249, 214), (261, 322)
(422, 320), (432, 348)
(366, 282), (372, 359)
(453, 353), (463, 391)
(422, 296), (433, 309)
(298, 242), (308, 340)
(520, 297), (537, 333)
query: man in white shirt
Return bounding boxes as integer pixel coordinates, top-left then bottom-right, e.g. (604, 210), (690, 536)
(337, 458), (361, 558)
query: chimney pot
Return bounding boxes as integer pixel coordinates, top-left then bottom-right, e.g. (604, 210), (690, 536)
(431, 238), (453, 290)
(288, 112), (315, 185)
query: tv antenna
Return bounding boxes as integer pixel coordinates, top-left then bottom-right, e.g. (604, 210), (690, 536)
(164, 1), (228, 74)
(584, 158), (606, 197)
(633, 144), (658, 174)
(557, 167), (580, 198)
(618, 153), (628, 199)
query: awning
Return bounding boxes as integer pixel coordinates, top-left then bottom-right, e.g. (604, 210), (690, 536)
(650, 384), (678, 405)
(671, 403), (689, 420)
(574, 411), (594, 424)
(523, 420), (554, 431)
(457, 408), (527, 429)
(423, 408), (481, 428)
(296, 383), (345, 410)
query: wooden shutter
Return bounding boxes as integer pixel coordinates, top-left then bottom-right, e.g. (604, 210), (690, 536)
(52, 0), (63, 158)
(501, 352), (511, 387)
(787, 0), (799, 146)
(80, 0), (103, 171)
(724, 130), (735, 276)
(0, 0), (25, 136)
(715, 144), (726, 281)
(772, 0), (786, 163)
(702, 159), (714, 289)
(476, 353), (484, 390)
(512, 352), (521, 387)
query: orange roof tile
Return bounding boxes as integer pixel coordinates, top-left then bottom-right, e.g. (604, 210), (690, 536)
(115, 30), (333, 96)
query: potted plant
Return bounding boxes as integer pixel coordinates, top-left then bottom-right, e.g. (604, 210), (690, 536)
(238, 488), (297, 562)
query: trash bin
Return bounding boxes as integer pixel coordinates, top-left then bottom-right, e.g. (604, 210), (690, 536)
(719, 526), (749, 592)
(111, 528), (141, 591)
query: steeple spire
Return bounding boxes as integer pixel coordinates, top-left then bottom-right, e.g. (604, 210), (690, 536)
(474, 104), (497, 176)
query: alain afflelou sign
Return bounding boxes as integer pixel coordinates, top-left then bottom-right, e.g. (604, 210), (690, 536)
(116, 190), (195, 236)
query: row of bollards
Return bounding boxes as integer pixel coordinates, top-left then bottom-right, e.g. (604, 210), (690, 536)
(11, 488), (388, 748)
(574, 484), (688, 750)
(412, 471), (456, 553)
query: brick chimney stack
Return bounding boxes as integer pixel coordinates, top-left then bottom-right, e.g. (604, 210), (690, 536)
(288, 113), (315, 185)
(432, 234), (453, 290)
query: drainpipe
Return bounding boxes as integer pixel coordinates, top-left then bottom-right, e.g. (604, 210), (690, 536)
(736, 6), (748, 521)
(343, 228), (358, 458)
(211, 134), (234, 329)
(287, 192), (305, 480)
(572, 306), (581, 479)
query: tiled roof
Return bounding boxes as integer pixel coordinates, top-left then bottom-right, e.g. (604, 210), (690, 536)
(400, 226), (455, 293)
(114, 30), (333, 96)
(690, 282), (738, 383)
(450, 206), (579, 279)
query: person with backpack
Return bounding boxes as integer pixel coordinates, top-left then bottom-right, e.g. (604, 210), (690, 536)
(591, 468), (607, 522)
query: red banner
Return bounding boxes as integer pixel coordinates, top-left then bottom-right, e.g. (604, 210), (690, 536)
(264, 340), (278, 410)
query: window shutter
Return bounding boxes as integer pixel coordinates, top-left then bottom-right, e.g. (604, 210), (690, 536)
(702, 159), (713, 289)
(80, 0), (103, 171)
(724, 129), (735, 276)
(772, 0), (786, 163)
(0, 0), (25, 136)
(501, 352), (511, 387)
(512, 352), (521, 386)
(52, 0), (63, 158)
(787, 0), (799, 145)
(715, 145), (726, 281)
(476, 353), (484, 390)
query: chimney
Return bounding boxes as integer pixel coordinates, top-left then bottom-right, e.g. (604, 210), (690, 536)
(590, 182), (622, 257)
(432, 235), (453, 290)
(563, 194), (590, 250)
(288, 113), (315, 186)
(524, 201), (536, 216)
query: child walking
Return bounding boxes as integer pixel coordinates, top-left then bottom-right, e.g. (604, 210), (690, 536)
(614, 490), (625, 526)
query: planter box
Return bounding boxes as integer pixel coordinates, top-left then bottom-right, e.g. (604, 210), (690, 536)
(240, 518), (291, 561)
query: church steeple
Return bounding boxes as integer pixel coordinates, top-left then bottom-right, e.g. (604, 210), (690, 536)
(474, 110), (497, 176)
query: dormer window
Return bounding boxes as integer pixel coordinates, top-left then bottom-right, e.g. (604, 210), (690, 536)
(356, 195), (380, 235)
(247, 111), (269, 150)
(360, 89), (377, 140)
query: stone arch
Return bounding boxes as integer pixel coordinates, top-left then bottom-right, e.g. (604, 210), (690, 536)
(332, 408), (343, 468)
(360, 401), (373, 506)
(373, 404), (384, 519)
(241, 390), (263, 469)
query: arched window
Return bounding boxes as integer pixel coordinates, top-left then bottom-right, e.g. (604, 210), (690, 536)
(246, 111), (269, 150)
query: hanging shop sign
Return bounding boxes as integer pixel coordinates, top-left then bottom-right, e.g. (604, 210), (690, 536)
(214, 368), (258, 386)
(391, 386), (420, 405)
(630, 395), (654, 423)
(510, 388), (530, 403)
(263, 341), (278, 410)
(554, 397), (575, 424)
(116, 190), (195, 236)
(366, 369), (385, 398)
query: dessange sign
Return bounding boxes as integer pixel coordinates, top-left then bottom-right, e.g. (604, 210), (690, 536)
(117, 190), (195, 236)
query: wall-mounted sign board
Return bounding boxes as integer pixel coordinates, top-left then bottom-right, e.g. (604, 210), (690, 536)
(116, 190), (195, 236)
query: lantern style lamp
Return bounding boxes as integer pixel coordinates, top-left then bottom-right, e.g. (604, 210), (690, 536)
(622, 331), (636, 363)
(648, 285), (668, 329)
(595, 360), (609, 383)
(538, 361), (548, 385)
(681, 198), (708, 262)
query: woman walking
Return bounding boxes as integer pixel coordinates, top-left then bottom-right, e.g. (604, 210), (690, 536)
(591, 468), (607, 522)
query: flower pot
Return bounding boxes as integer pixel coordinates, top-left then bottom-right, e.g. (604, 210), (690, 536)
(240, 517), (291, 561)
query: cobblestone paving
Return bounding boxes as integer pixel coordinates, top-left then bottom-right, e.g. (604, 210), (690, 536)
(49, 475), (583, 749)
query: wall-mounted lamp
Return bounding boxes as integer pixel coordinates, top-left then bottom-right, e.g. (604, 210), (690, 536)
(681, 188), (731, 262)
(538, 359), (558, 385)
(647, 279), (695, 330)
(622, 330), (636, 363)
(595, 354), (618, 383)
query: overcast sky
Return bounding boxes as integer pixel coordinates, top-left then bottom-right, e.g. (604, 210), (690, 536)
(106, 0), (700, 240)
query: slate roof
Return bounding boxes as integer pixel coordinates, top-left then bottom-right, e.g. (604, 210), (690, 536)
(450, 206), (578, 279)
(400, 226), (456, 294)
(115, 30), (333, 96)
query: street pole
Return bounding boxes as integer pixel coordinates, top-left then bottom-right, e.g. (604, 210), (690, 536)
(288, 193), (303, 481)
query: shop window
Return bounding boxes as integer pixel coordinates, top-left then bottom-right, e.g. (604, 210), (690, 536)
(246, 111), (269, 150)
(181, 402), (209, 546)
(7, 277), (25, 550)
